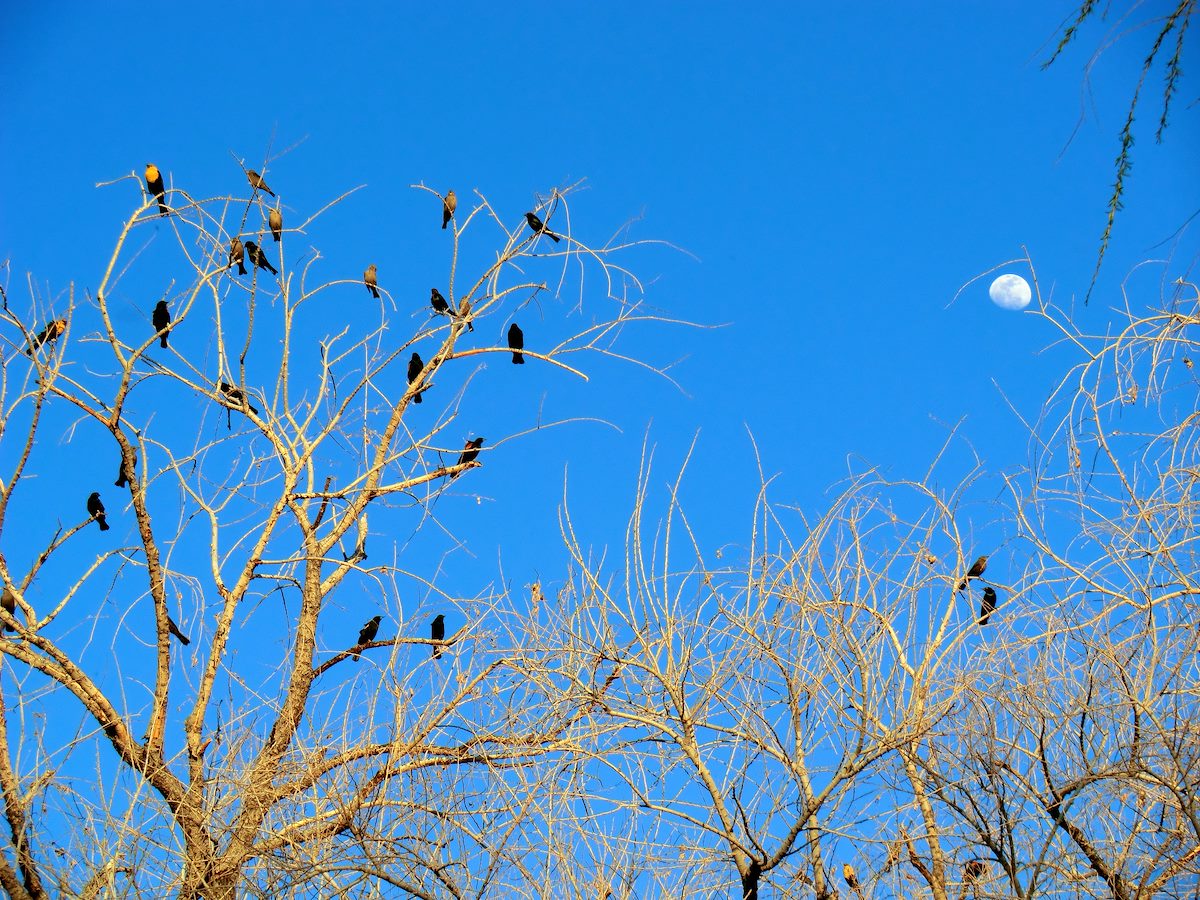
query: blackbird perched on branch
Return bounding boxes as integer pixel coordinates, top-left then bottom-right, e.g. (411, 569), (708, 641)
(507, 323), (525, 364)
(219, 382), (259, 415)
(353, 615), (382, 660)
(979, 586), (998, 626)
(229, 237), (247, 275)
(244, 241), (277, 276)
(167, 616), (191, 646)
(87, 492), (109, 531)
(365, 264), (380, 299)
(144, 163), (168, 216)
(115, 448), (137, 489)
(1, 585), (17, 632)
(407, 352), (425, 404)
(430, 288), (450, 315)
(152, 300), (171, 349)
(269, 206), (282, 242)
(431, 614), (445, 658)
(442, 190), (456, 229)
(26, 319), (67, 355)
(246, 169), (275, 197)
(452, 437), (484, 477)
(958, 555), (988, 591)
(524, 211), (561, 242)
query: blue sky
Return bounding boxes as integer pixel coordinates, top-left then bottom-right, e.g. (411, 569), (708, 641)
(0, 0), (1196, 796)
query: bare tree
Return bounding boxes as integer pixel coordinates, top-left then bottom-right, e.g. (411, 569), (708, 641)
(0, 164), (675, 898)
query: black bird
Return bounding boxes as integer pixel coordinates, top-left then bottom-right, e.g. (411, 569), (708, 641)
(167, 615), (191, 646)
(507, 323), (525, 364)
(145, 163), (168, 216)
(229, 237), (247, 275)
(1, 585), (16, 632)
(26, 319), (67, 355)
(524, 211), (561, 243)
(430, 288), (450, 315)
(431, 613), (445, 658)
(219, 381), (260, 415)
(244, 241), (277, 276)
(152, 300), (171, 349)
(365, 264), (380, 299)
(965, 860), (986, 883)
(115, 448), (137, 488)
(958, 555), (988, 591)
(354, 614), (382, 660)
(246, 169), (275, 197)
(442, 190), (456, 229)
(87, 492), (109, 531)
(452, 437), (484, 478)
(979, 586), (998, 626)
(407, 352), (425, 404)
(269, 206), (282, 242)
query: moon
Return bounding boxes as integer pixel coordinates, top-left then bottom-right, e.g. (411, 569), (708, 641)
(989, 274), (1032, 311)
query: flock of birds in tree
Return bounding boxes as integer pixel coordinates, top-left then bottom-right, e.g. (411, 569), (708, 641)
(7, 163), (566, 657)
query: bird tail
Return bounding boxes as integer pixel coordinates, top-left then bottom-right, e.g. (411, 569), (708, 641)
(979, 612), (991, 626)
(272, 233), (280, 242)
(248, 404), (260, 416)
(370, 286), (380, 299)
(266, 262), (278, 275)
(98, 517), (110, 532)
(158, 202), (170, 217)
(957, 579), (967, 591)
(513, 352), (525, 365)
(548, 232), (561, 243)
(413, 391), (422, 404)
(442, 220), (449, 230)
(160, 335), (169, 349)
(433, 645), (442, 659)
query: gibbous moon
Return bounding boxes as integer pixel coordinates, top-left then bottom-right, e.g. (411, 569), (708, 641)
(989, 274), (1032, 311)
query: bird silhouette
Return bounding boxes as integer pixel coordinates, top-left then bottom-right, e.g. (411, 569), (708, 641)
(246, 169), (275, 197)
(958, 555), (988, 591)
(167, 615), (191, 646)
(452, 437), (484, 477)
(244, 241), (277, 275)
(442, 190), (456, 229)
(430, 288), (450, 315)
(144, 163), (168, 215)
(525, 211), (561, 243)
(26, 319), (66, 355)
(219, 382), (259, 415)
(407, 352), (425, 404)
(152, 300), (171, 349)
(508, 323), (525, 364)
(979, 586), (998, 626)
(431, 614), (445, 657)
(1, 585), (17, 632)
(353, 614), (382, 659)
(87, 492), (109, 531)
(115, 448), (137, 489)
(365, 264), (380, 299)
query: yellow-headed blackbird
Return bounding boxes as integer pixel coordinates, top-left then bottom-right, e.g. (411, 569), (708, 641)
(167, 615), (191, 646)
(1, 585), (16, 632)
(508, 323), (525, 364)
(431, 613), (445, 657)
(145, 163), (168, 216)
(452, 437), (484, 478)
(87, 492), (110, 531)
(353, 614), (382, 660)
(26, 319), (67, 355)
(269, 206), (282, 242)
(152, 299), (171, 349)
(365, 264), (380, 299)
(230, 237), (247, 275)
(244, 241), (277, 276)
(219, 381), (259, 415)
(115, 448), (137, 488)
(525, 211), (561, 243)
(246, 169), (275, 197)
(979, 586), (998, 626)
(843, 863), (859, 890)
(407, 352), (424, 404)
(430, 288), (450, 315)
(958, 555), (988, 591)
(442, 190), (456, 229)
